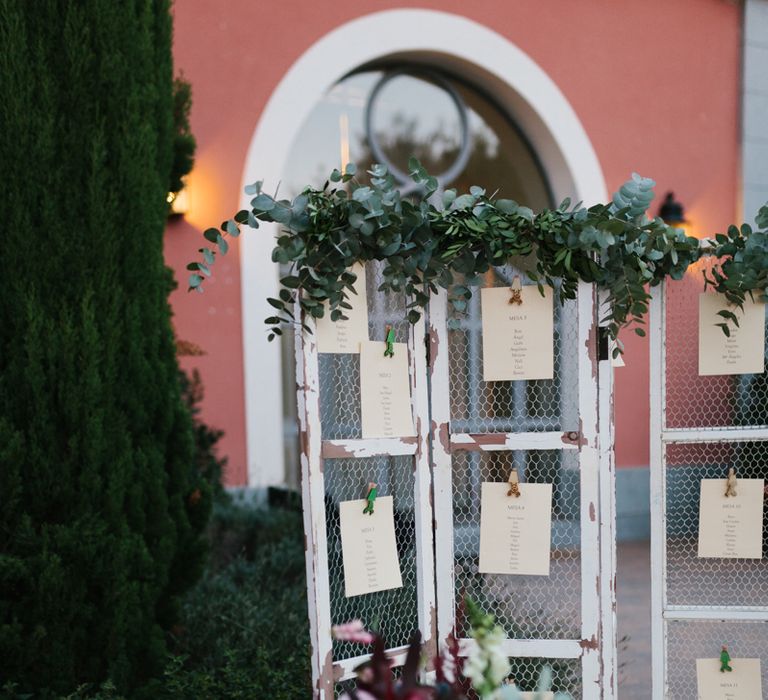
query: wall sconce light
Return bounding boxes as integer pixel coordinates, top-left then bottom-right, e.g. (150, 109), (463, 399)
(167, 178), (190, 217)
(658, 191), (687, 227)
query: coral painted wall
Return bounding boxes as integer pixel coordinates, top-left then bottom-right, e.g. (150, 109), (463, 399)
(167, 0), (741, 485)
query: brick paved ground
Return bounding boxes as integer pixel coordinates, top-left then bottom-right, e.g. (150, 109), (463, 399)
(617, 540), (651, 698)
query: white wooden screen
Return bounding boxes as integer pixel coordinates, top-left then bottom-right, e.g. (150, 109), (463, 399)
(297, 263), (617, 698)
(429, 272), (616, 699)
(296, 261), (436, 698)
(650, 267), (768, 699)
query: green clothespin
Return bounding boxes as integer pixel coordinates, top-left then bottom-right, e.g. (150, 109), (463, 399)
(720, 645), (733, 673)
(384, 325), (395, 358)
(363, 482), (378, 515)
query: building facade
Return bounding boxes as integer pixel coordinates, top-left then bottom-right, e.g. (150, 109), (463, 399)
(166, 0), (766, 538)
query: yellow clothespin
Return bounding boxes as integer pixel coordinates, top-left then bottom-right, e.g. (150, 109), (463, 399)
(509, 276), (523, 306)
(725, 467), (737, 498)
(507, 468), (521, 498)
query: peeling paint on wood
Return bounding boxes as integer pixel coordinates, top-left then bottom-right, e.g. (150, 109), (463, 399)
(320, 436), (418, 459)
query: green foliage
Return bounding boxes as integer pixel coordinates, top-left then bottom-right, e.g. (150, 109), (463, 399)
(147, 501), (312, 700)
(703, 211), (768, 335)
(169, 77), (196, 196)
(179, 368), (227, 500)
(189, 160), (703, 350)
(0, 0), (207, 695)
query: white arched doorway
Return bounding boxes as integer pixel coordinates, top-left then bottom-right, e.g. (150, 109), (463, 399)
(239, 8), (608, 488)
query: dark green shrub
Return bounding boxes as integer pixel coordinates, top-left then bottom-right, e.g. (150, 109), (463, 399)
(153, 501), (312, 700)
(179, 368), (227, 501)
(0, 0), (208, 694)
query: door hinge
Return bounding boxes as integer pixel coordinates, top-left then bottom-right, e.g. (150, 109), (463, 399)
(598, 326), (610, 362)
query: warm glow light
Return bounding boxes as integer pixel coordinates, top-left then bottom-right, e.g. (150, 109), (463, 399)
(170, 185), (190, 215)
(183, 154), (227, 231)
(339, 113), (350, 172)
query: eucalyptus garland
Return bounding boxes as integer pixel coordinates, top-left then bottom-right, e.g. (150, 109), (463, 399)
(187, 159), (766, 353)
(702, 206), (768, 336)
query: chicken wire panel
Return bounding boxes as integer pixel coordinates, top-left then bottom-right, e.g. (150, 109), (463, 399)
(448, 268), (579, 434)
(665, 619), (768, 699)
(318, 261), (410, 440)
(505, 657), (581, 699)
(664, 261), (768, 431)
(664, 440), (768, 608)
(324, 456), (419, 661)
(451, 449), (582, 640)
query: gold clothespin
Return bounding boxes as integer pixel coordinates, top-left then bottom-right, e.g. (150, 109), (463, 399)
(507, 468), (521, 498)
(509, 276), (523, 306)
(724, 467), (737, 498)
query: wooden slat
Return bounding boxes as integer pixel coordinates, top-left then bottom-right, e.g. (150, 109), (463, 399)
(321, 437), (418, 459)
(450, 431), (581, 451)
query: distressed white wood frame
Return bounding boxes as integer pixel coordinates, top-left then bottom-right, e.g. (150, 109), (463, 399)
(649, 267), (768, 699)
(429, 281), (617, 699)
(296, 306), (436, 698)
(239, 8), (608, 487)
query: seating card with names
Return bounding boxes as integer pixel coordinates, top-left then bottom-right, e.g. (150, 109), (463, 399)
(696, 657), (762, 700)
(480, 286), (554, 382)
(478, 482), (553, 576)
(697, 478), (764, 559)
(315, 263), (369, 354)
(698, 294), (765, 376)
(339, 496), (403, 598)
(360, 340), (416, 438)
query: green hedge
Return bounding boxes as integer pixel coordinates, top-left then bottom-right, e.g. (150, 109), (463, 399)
(0, 0), (209, 694)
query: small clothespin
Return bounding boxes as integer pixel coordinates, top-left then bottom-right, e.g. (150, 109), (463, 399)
(509, 276), (523, 306)
(384, 325), (395, 358)
(720, 645), (733, 673)
(363, 482), (378, 515)
(725, 467), (737, 498)
(507, 468), (521, 498)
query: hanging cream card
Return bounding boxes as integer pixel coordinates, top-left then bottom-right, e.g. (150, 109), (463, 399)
(696, 657), (762, 700)
(360, 340), (416, 438)
(697, 478), (764, 559)
(480, 286), (554, 382)
(315, 263), (369, 353)
(698, 294), (765, 376)
(478, 482), (553, 576)
(339, 496), (403, 598)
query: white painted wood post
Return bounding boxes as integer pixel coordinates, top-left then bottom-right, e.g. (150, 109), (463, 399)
(429, 288), (456, 651)
(649, 284), (666, 700)
(577, 282), (603, 698)
(597, 290), (618, 698)
(295, 309), (335, 698)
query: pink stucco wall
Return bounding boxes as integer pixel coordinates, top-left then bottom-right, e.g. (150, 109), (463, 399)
(167, 0), (742, 485)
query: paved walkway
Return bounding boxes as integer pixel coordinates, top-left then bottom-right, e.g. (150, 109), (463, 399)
(617, 540), (651, 698)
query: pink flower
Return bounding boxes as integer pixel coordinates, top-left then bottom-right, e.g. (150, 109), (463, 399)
(332, 620), (376, 645)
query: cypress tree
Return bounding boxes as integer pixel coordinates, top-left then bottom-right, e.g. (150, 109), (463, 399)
(0, 1), (209, 694)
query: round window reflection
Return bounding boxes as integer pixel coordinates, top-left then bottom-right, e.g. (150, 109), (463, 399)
(283, 67), (552, 210)
(366, 71), (469, 183)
